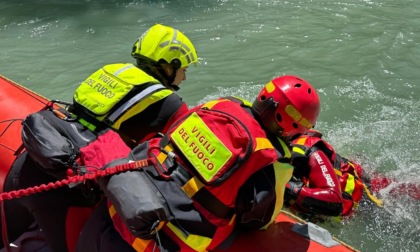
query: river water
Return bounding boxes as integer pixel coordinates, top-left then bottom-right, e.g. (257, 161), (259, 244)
(1, 0), (419, 251)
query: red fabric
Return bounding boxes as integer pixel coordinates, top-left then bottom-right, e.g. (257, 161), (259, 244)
(341, 199), (354, 216)
(340, 161), (363, 180)
(80, 130), (131, 170)
(370, 175), (420, 200)
(338, 174), (364, 216)
(297, 150), (342, 206)
(165, 99), (279, 207)
(113, 99), (280, 251)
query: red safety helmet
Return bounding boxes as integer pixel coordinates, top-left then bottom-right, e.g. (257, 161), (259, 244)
(252, 75), (320, 137)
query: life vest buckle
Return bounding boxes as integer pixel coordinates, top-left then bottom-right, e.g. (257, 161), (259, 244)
(160, 147), (176, 161)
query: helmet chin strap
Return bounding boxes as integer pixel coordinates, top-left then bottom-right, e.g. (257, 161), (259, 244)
(167, 59), (181, 90)
(252, 97), (283, 136)
(170, 84), (180, 91)
(161, 70), (177, 90)
(158, 59), (180, 90)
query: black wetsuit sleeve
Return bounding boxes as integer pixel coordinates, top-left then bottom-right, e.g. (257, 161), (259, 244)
(235, 165), (276, 230)
(119, 93), (186, 142)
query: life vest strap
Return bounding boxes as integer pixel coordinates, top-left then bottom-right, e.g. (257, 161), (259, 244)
(107, 83), (166, 124)
(190, 181), (234, 219)
(157, 144), (235, 220)
(362, 183), (383, 207)
(347, 162), (383, 208)
(173, 164), (234, 219)
(70, 105), (109, 132)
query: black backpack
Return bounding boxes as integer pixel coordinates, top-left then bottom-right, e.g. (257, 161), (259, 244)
(21, 108), (99, 178)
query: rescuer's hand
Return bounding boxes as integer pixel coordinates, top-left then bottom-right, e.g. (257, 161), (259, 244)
(284, 180), (304, 203)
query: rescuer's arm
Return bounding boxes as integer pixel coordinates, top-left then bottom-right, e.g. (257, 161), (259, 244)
(235, 165), (277, 230)
(287, 149), (343, 216)
(236, 160), (294, 230)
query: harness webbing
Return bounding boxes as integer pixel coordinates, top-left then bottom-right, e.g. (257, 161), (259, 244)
(157, 142), (235, 219)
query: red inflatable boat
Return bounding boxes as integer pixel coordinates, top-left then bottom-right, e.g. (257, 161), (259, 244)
(0, 75), (359, 252)
(0, 75), (51, 191)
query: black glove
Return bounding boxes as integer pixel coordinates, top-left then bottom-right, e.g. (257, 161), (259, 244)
(284, 180), (304, 204)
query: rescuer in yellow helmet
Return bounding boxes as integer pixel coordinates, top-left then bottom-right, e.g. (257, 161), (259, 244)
(131, 23), (198, 90)
(71, 23), (199, 145)
(4, 24), (199, 252)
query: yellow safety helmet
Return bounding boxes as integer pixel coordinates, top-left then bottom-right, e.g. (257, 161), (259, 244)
(131, 24), (198, 68)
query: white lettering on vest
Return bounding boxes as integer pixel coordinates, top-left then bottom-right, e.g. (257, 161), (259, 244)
(313, 152), (335, 187)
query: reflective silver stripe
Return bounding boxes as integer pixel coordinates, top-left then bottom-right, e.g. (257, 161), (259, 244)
(171, 29), (179, 45)
(159, 29), (194, 64)
(159, 29), (180, 48)
(114, 64), (135, 76)
(107, 84), (166, 122)
(160, 41), (170, 47)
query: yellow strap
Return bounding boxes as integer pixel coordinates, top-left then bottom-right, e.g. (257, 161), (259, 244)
(363, 183), (383, 207)
(295, 137), (307, 145)
(346, 162), (383, 207)
(278, 137), (291, 158)
(345, 174), (356, 196)
(108, 204), (116, 218)
(78, 118), (97, 131)
(167, 222), (211, 251)
(255, 137), (274, 151)
(182, 177), (204, 198)
(228, 214), (237, 225)
(334, 169), (343, 176)
(292, 146), (305, 155)
(132, 238), (152, 251)
(202, 99), (229, 109)
(236, 97), (253, 107)
(157, 144), (174, 164)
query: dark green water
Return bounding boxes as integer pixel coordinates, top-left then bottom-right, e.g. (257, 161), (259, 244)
(1, 0), (419, 251)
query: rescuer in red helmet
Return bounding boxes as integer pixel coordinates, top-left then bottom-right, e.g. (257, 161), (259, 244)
(75, 75), (322, 251)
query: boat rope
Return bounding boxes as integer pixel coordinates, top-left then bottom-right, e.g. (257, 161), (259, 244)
(0, 157), (152, 251)
(0, 75), (51, 106)
(0, 100), (74, 156)
(0, 119), (24, 152)
(0, 158), (152, 201)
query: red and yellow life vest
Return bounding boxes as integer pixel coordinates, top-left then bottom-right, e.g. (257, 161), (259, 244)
(110, 98), (292, 251)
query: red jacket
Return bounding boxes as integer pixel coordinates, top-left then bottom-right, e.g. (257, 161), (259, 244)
(288, 134), (365, 217)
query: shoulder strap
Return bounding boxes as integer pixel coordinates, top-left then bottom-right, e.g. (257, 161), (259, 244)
(106, 83), (166, 124)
